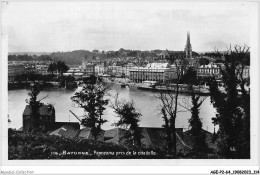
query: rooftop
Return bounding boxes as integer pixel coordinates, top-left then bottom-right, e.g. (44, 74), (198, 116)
(49, 125), (79, 139)
(146, 63), (169, 68)
(78, 127), (105, 141)
(23, 104), (55, 116)
(199, 64), (219, 69)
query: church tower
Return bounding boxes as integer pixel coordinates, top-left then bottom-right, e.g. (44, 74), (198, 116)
(184, 31), (192, 59)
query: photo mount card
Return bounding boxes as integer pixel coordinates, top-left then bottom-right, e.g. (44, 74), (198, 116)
(0, 0), (259, 174)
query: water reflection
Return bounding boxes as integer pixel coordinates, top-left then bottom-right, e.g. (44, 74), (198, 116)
(8, 84), (217, 133)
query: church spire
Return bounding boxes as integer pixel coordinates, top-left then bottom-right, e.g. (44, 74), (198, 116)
(184, 31), (192, 59)
(186, 31), (190, 46)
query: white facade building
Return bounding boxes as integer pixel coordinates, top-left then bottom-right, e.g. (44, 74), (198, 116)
(196, 64), (221, 78)
(129, 63), (172, 83)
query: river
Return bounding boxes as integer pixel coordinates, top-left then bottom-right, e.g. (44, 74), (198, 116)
(8, 83), (217, 133)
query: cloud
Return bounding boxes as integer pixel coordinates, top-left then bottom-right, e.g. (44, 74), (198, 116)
(3, 2), (251, 52)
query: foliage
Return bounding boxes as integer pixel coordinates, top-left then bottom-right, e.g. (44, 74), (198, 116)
(8, 54), (52, 61)
(192, 51), (200, 57)
(188, 89), (208, 155)
(25, 83), (44, 131)
(157, 54), (187, 158)
(71, 75), (109, 130)
(164, 51), (186, 65)
(199, 57), (210, 65)
(111, 96), (142, 146)
(8, 129), (167, 159)
(50, 50), (93, 65)
(48, 61), (69, 76)
(180, 67), (197, 85)
(161, 107), (172, 154)
(203, 52), (222, 58)
(209, 45), (250, 158)
(47, 63), (56, 75)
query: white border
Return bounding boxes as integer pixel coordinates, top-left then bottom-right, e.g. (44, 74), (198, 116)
(1, 0), (259, 174)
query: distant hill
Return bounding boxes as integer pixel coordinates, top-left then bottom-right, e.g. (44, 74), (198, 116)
(8, 52), (51, 56)
(8, 49), (201, 65)
(8, 54), (52, 61)
(49, 50), (93, 65)
(49, 49), (159, 65)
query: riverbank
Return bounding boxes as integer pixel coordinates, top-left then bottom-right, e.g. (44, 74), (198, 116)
(8, 82), (56, 90)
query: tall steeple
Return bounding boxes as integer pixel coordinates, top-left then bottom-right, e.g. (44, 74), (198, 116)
(187, 31), (190, 46)
(184, 31), (192, 59)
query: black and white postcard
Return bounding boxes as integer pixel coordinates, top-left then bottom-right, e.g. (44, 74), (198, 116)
(1, 1), (259, 174)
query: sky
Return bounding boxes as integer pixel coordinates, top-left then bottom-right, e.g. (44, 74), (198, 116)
(2, 2), (252, 53)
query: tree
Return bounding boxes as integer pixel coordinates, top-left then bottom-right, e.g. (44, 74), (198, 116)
(111, 94), (142, 146)
(48, 61), (69, 76)
(180, 67), (197, 85)
(157, 52), (187, 157)
(25, 83), (48, 132)
(47, 63), (56, 75)
(177, 68), (209, 156)
(199, 57), (210, 66)
(187, 88), (208, 155)
(71, 75), (109, 131)
(56, 61), (69, 76)
(161, 107), (172, 154)
(209, 45), (250, 158)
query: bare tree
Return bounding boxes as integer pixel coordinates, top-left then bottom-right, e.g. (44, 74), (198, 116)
(156, 54), (187, 157)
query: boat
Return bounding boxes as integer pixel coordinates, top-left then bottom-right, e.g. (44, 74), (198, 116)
(137, 83), (210, 96)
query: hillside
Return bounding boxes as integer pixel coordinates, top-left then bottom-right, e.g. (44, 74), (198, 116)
(8, 129), (220, 159)
(8, 129), (166, 159)
(50, 50), (93, 65)
(8, 49), (202, 65)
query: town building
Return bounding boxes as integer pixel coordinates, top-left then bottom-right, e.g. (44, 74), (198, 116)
(63, 61), (96, 78)
(49, 125), (80, 140)
(164, 66), (180, 82)
(35, 64), (50, 75)
(123, 63), (135, 77)
(129, 63), (170, 83)
(95, 64), (106, 75)
(197, 63), (250, 80)
(238, 65), (250, 79)
(22, 104), (56, 132)
(196, 64), (222, 78)
(108, 63), (124, 77)
(81, 59), (95, 76)
(64, 67), (83, 77)
(22, 104), (80, 132)
(24, 64), (38, 75)
(8, 64), (25, 81)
